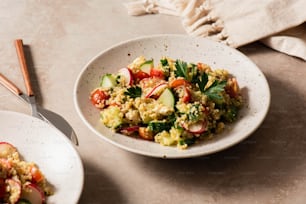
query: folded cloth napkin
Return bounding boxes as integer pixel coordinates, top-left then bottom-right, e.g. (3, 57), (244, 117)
(125, 0), (306, 60)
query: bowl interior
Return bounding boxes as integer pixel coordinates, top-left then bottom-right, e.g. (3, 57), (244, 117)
(0, 110), (84, 203)
(74, 35), (270, 158)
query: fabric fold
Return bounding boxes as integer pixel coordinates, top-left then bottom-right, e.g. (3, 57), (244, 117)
(125, 0), (306, 60)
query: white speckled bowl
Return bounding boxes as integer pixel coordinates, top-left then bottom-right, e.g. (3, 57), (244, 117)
(74, 35), (270, 158)
(0, 110), (84, 203)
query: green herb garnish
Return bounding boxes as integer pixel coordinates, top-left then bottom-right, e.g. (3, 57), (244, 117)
(160, 58), (170, 78)
(204, 80), (227, 103)
(179, 138), (196, 146)
(124, 86), (142, 98)
(160, 58), (169, 66)
(148, 121), (172, 132)
(175, 60), (199, 82)
(197, 72), (208, 93)
(174, 59), (188, 79)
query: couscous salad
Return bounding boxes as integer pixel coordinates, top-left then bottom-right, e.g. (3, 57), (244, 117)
(0, 142), (53, 204)
(90, 56), (243, 149)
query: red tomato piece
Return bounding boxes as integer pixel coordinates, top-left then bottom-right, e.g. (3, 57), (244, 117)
(120, 126), (139, 136)
(174, 86), (191, 103)
(138, 127), (154, 141)
(90, 89), (109, 107)
(169, 78), (190, 88)
(226, 78), (240, 98)
(134, 71), (150, 82)
(31, 166), (44, 183)
(181, 86), (191, 103)
(150, 68), (164, 79)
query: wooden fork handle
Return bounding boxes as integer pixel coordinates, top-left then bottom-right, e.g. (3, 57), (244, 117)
(0, 73), (22, 96)
(14, 39), (34, 96)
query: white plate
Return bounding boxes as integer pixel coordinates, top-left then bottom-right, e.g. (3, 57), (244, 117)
(0, 110), (84, 203)
(74, 34), (270, 158)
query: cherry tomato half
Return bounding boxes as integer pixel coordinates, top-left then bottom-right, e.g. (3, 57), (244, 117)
(169, 78), (190, 88)
(31, 166), (44, 183)
(134, 71), (150, 82)
(90, 89), (109, 107)
(150, 68), (164, 79)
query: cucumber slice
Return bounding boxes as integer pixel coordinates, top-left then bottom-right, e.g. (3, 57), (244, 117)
(157, 88), (175, 108)
(140, 60), (154, 74)
(100, 74), (117, 88)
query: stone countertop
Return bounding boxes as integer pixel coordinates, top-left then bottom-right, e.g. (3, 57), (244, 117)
(1, 1), (306, 204)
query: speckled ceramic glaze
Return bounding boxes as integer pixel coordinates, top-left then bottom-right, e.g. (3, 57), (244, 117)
(74, 35), (270, 158)
(0, 111), (84, 203)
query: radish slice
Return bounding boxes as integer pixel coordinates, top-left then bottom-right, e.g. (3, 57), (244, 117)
(0, 142), (17, 158)
(183, 121), (207, 134)
(118, 67), (133, 86)
(21, 183), (45, 204)
(7, 179), (22, 204)
(145, 83), (168, 98)
(0, 158), (12, 169)
(120, 126), (139, 135)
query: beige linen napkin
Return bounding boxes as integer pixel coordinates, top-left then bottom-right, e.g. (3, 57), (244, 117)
(125, 0), (306, 60)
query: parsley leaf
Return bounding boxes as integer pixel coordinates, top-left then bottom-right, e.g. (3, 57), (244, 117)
(179, 138), (196, 146)
(197, 72), (208, 93)
(174, 59), (188, 79)
(160, 58), (170, 78)
(160, 58), (169, 66)
(124, 86), (142, 98)
(204, 80), (227, 103)
(148, 121), (172, 132)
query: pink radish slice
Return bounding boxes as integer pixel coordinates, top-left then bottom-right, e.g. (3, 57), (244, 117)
(21, 183), (45, 204)
(118, 67), (133, 86)
(145, 83), (168, 98)
(0, 158), (12, 169)
(7, 179), (21, 204)
(0, 142), (17, 158)
(120, 126), (139, 135)
(183, 121), (207, 134)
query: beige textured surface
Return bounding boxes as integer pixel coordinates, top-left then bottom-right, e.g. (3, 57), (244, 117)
(1, 1), (306, 204)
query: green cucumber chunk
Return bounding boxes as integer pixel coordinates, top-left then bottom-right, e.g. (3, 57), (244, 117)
(157, 88), (175, 108)
(140, 60), (154, 74)
(100, 74), (117, 88)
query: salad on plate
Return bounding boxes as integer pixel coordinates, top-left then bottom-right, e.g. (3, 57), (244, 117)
(0, 142), (53, 204)
(90, 56), (243, 149)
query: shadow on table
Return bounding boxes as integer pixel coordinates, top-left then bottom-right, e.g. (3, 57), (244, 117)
(125, 73), (306, 198)
(78, 160), (126, 204)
